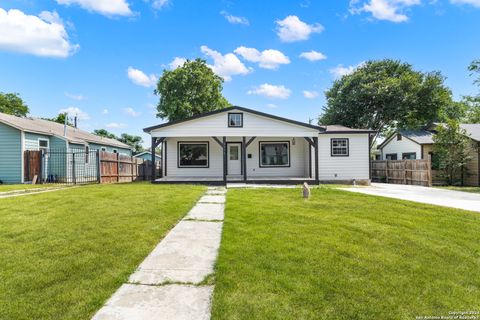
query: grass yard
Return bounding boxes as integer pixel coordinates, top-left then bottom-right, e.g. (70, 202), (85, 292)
(212, 187), (480, 320)
(0, 183), (205, 320)
(437, 186), (480, 194)
(0, 183), (59, 193)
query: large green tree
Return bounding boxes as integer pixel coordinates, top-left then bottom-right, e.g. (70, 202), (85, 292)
(319, 60), (452, 143)
(118, 133), (144, 153)
(155, 58), (230, 121)
(93, 129), (117, 139)
(43, 113), (73, 126)
(433, 120), (474, 186)
(0, 92), (29, 117)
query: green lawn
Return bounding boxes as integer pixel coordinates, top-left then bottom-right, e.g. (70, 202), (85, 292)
(0, 183), (59, 193)
(212, 187), (480, 320)
(437, 186), (480, 194)
(0, 183), (205, 320)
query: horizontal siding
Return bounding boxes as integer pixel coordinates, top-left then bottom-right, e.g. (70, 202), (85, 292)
(318, 134), (370, 181)
(151, 111), (319, 137)
(89, 143), (132, 156)
(0, 123), (22, 183)
(24, 132), (51, 150)
(380, 135), (421, 160)
(165, 137), (309, 178)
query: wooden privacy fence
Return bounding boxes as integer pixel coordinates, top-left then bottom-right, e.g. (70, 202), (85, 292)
(99, 151), (160, 183)
(24, 150), (42, 182)
(371, 159), (432, 187)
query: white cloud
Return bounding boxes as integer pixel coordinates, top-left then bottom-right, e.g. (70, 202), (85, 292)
(169, 57), (186, 69)
(127, 67), (157, 87)
(102, 109), (108, 114)
(124, 107), (141, 117)
(105, 122), (127, 129)
(59, 107), (89, 120)
(350, 0), (421, 23)
(330, 62), (365, 79)
(220, 11), (249, 25)
(299, 50), (327, 61)
(266, 103), (278, 108)
(0, 9), (78, 58)
(275, 15), (324, 42)
(152, 0), (170, 9)
(55, 0), (132, 16)
(247, 84), (291, 99)
(303, 90), (319, 99)
(450, 0), (480, 7)
(64, 92), (85, 101)
(234, 46), (290, 70)
(200, 45), (251, 81)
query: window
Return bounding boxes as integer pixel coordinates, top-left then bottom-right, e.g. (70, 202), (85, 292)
(331, 138), (349, 157)
(112, 149), (118, 154)
(259, 142), (290, 167)
(386, 153), (398, 160)
(397, 134), (402, 141)
(402, 152), (416, 160)
(38, 139), (49, 152)
(85, 146), (89, 163)
(230, 145), (239, 160)
(228, 113), (243, 127)
(178, 142), (209, 168)
(101, 147), (107, 152)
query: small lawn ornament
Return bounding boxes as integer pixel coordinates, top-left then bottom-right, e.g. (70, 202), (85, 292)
(303, 182), (311, 199)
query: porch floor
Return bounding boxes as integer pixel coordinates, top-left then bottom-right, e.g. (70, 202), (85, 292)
(153, 176), (316, 185)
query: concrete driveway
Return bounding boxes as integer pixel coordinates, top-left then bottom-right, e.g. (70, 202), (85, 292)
(341, 183), (480, 212)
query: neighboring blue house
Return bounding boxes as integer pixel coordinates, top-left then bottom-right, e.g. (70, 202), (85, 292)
(134, 151), (161, 162)
(0, 112), (132, 184)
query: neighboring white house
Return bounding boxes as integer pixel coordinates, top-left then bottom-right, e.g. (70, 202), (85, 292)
(143, 106), (374, 185)
(377, 125), (480, 186)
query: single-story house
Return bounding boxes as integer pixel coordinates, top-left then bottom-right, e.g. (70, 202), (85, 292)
(377, 124), (480, 186)
(0, 112), (132, 184)
(143, 106), (375, 185)
(134, 151), (162, 162)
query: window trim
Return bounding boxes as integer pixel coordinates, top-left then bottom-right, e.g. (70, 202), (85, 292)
(227, 112), (243, 128)
(402, 152), (416, 160)
(386, 153), (398, 160)
(258, 141), (291, 168)
(38, 138), (49, 150)
(330, 138), (349, 157)
(177, 141), (210, 168)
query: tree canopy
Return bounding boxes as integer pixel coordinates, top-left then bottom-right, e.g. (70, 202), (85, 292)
(0, 92), (29, 117)
(43, 113), (73, 126)
(319, 59), (452, 142)
(93, 129), (144, 153)
(155, 58), (230, 121)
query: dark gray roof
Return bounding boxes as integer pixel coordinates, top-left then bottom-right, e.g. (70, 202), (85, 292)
(400, 130), (434, 144)
(0, 112), (131, 149)
(460, 124), (480, 142)
(319, 124), (376, 134)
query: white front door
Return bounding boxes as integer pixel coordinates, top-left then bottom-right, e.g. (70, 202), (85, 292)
(227, 143), (242, 175)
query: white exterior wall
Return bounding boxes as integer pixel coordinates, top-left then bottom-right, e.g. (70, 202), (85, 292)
(164, 136), (309, 178)
(381, 136), (421, 160)
(150, 111), (319, 137)
(318, 134), (370, 181)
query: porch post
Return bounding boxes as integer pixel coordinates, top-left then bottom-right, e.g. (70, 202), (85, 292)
(313, 137), (319, 184)
(222, 136), (227, 184)
(242, 136), (247, 182)
(151, 137), (157, 182)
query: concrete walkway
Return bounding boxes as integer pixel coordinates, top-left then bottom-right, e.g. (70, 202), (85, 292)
(92, 187), (226, 320)
(341, 183), (480, 212)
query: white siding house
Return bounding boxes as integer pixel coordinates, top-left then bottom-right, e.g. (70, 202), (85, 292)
(144, 106), (374, 185)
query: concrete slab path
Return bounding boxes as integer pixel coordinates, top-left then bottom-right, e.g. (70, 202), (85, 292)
(341, 183), (480, 212)
(92, 186), (226, 320)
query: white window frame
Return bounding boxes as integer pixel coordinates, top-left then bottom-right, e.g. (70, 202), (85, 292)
(38, 139), (49, 151)
(331, 138), (349, 157)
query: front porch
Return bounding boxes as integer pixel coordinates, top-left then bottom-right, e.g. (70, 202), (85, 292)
(150, 135), (320, 185)
(152, 176), (318, 185)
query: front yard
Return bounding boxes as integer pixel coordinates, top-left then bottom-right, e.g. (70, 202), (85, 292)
(0, 183), (205, 320)
(212, 187), (480, 319)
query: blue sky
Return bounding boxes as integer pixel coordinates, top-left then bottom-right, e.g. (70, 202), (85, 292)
(0, 0), (479, 145)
